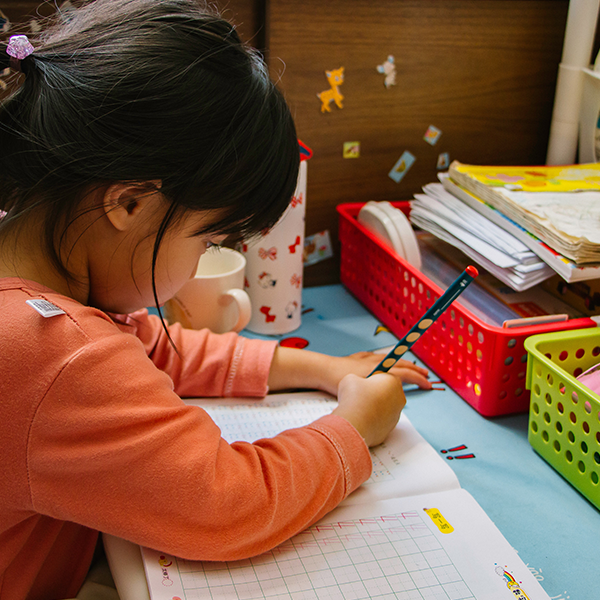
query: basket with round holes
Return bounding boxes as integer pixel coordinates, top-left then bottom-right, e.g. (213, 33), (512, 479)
(337, 201), (595, 417)
(525, 328), (600, 508)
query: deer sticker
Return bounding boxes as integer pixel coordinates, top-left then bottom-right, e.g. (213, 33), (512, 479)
(317, 67), (344, 113)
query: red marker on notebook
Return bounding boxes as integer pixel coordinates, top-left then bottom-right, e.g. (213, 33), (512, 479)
(368, 266), (479, 376)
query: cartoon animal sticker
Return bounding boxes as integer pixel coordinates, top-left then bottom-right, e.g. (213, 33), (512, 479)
(376, 55), (396, 88)
(437, 152), (450, 170)
(303, 231), (333, 266)
(317, 67), (344, 113)
(343, 142), (360, 159)
(423, 124), (442, 146)
(388, 150), (416, 183)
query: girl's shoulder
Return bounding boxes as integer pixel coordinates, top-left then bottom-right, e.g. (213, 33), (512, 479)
(0, 277), (144, 345)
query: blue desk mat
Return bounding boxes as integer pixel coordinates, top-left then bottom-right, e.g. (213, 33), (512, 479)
(242, 284), (599, 600)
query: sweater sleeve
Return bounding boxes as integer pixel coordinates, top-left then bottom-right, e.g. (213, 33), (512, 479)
(27, 334), (372, 561)
(113, 309), (278, 398)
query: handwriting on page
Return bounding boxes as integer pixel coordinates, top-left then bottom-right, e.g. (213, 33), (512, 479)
(200, 399), (398, 485)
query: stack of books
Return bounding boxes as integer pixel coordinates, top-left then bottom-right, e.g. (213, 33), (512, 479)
(436, 161), (600, 283)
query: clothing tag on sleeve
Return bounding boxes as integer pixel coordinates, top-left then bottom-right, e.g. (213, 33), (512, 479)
(26, 299), (66, 318)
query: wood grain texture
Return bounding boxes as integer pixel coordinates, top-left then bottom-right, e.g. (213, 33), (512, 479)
(0, 0), (261, 98)
(267, 0), (571, 286)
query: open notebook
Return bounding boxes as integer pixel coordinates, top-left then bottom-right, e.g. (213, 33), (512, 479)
(105, 391), (550, 600)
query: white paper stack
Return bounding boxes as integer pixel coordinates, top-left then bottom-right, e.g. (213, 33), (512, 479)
(410, 182), (554, 291)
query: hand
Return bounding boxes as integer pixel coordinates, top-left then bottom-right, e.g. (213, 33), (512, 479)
(332, 373), (406, 447)
(319, 351), (431, 396)
(267, 347), (431, 396)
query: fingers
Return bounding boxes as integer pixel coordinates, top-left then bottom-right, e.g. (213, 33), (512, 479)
(334, 373), (406, 447)
(389, 357), (429, 376)
(347, 351), (428, 374)
(393, 369), (432, 389)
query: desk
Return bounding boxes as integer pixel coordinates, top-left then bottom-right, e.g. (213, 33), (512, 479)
(244, 284), (599, 600)
(109, 284), (599, 600)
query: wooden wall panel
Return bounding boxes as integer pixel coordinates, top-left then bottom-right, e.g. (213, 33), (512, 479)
(0, 0), (260, 41)
(267, 0), (572, 286)
(1, 0), (262, 97)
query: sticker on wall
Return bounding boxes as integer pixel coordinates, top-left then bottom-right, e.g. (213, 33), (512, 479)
(343, 141), (360, 159)
(437, 152), (450, 170)
(388, 150), (416, 183)
(376, 55), (396, 88)
(304, 230), (334, 266)
(317, 67), (344, 113)
(423, 125), (442, 146)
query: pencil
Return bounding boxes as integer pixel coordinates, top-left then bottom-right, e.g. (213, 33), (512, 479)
(368, 265), (479, 377)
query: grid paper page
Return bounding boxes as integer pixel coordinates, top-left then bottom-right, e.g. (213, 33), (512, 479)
(142, 489), (550, 600)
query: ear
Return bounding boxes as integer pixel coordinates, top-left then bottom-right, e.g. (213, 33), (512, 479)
(102, 180), (163, 232)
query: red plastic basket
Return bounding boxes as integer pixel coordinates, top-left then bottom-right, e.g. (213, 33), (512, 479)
(337, 201), (596, 416)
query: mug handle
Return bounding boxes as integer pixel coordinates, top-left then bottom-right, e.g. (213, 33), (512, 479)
(225, 288), (252, 332)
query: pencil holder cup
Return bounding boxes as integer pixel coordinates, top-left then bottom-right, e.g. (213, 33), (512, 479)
(242, 147), (310, 335)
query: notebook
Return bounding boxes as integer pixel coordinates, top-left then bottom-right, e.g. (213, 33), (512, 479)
(133, 391), (550, 600)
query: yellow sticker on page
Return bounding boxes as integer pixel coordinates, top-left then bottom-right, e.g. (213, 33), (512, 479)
(424, 508), (454, 534)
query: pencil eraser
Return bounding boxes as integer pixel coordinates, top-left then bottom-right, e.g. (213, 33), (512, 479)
(466, 265), (479, 277)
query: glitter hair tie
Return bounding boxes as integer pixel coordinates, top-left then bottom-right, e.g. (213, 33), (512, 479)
(6, 34), (35, 72)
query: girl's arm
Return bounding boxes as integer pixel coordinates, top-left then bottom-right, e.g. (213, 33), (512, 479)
(28, 333), (374, 562)
(118, 309), (431, 399)
(114, 309), (277, 398)
(267, 345), (432, 395)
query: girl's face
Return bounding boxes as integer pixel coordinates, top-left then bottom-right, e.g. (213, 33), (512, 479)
(88, 204), (227, 315)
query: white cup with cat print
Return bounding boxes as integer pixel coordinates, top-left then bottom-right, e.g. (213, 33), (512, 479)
(164, 247), (251, 334)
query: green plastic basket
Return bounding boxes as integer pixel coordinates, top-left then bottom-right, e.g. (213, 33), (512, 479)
(525, 328), (600, 510)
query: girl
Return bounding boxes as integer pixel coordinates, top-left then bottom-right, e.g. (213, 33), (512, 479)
(0, 1), (430, 598)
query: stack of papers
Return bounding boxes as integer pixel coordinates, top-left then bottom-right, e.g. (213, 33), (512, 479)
(448, 161), (600, 265)
(441, 174), (600, 283)
(410, 182), (554, 291)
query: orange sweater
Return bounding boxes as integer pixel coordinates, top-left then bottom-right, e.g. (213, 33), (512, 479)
(0, 279), (372, 600)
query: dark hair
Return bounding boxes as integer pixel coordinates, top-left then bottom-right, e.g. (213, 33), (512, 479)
(0, 0), (299, 317)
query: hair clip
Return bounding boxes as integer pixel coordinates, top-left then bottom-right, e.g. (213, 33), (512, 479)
(6, 35), (35, 61)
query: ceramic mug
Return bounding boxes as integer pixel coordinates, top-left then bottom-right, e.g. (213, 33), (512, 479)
(164, 247), (251, 334)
